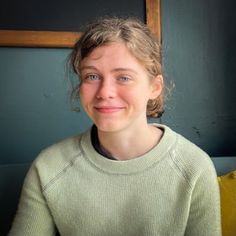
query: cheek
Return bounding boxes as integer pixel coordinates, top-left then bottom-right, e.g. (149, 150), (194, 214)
(79, 86), (90, 107)
(79, 84), (92, 99)
(79, 84), (99, 113)
(121, 90), (147, 111)
(118, 88), (135, 101)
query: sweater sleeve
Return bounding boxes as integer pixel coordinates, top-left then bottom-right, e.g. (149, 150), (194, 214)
(8, 163), (56, 236)
(184, 163), (222, 236)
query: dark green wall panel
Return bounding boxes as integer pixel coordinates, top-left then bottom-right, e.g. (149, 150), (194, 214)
(0, 48), (92, 164)
(0, 0), (145, 31)
(161, 0), (236, 156)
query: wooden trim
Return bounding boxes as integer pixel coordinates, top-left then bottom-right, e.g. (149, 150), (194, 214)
(0, 30), (82, 48)
(146, 0), (161, 43)
(0, 0), (161, 48)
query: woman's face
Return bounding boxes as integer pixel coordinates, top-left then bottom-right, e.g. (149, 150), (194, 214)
(79, 42), (162, 133)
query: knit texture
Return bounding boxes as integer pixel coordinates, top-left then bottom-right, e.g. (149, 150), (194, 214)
(9, 124), (221, 236)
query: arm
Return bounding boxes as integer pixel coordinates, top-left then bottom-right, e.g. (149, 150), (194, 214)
(185, 164), (222, 236)
(8, 164), (56, 236)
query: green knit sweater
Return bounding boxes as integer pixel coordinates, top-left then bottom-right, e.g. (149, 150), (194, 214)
(9, 124), (221, 236)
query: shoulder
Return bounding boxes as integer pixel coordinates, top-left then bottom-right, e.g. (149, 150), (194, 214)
(36, 133), (83, 164)
(174, 129), (214, 171)
(26, 128), (91, 189)
(156, 124), (217, 187)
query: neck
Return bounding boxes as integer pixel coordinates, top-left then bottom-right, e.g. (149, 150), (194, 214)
(97, 124), (163, 161)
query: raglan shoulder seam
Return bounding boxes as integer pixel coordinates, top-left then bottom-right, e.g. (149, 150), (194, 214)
(167, 133), (207, 192)
(31, 133), (86, 193)
(41, 151), (84, 192)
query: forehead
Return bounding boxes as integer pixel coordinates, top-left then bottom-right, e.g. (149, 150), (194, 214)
(80, 42), (145, 71)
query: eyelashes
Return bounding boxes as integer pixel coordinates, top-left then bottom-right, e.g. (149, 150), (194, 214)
(117, 76), (131, 82)
(82, 74), (133, 84)
(85, 74), (100, 81)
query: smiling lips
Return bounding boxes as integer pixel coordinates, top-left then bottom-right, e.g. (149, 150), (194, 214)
(94, 106), (125, 113)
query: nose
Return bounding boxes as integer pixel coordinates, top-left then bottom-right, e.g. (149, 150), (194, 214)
(96, 79), (116, 99)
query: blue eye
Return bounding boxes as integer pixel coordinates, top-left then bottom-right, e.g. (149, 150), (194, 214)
(86, 74), (100, 81)
(117, 76), (130, 82)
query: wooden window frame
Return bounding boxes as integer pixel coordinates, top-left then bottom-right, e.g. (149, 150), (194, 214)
(0, 0), (161, 48)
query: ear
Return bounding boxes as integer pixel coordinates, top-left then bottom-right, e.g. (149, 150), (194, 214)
(149, 75), (163, 99)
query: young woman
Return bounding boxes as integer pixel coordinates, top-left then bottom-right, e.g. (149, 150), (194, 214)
(9, 17), (221, 236)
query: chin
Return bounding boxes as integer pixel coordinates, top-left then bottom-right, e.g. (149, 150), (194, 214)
(94, 121), (126, 133)
(96, 125), (120, 133)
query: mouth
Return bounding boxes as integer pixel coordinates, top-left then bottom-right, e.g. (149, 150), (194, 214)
(94, 106), (125, 113)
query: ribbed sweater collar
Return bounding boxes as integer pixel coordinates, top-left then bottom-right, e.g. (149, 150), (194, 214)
(79, 124), (177, 175)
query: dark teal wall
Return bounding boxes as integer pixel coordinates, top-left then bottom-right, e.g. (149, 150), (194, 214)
(160, 0), (236, 156)
(0, 0), (236, 166)
(0, 48), (92, 164)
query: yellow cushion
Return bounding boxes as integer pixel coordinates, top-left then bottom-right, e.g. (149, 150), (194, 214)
(218, 170), (236, 236)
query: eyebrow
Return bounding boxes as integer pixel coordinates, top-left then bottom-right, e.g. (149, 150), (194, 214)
(80, 65), (98, 71)
(112, 68), (138, 74)
(80, 66), (138, 75)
